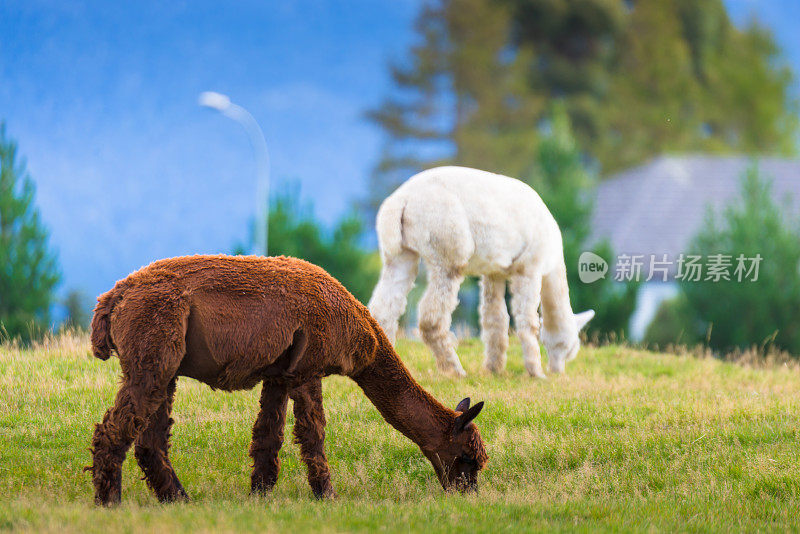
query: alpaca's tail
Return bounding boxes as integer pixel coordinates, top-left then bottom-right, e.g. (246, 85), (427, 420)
(90, 285), (125, 361)
(375, 195), (407, 258)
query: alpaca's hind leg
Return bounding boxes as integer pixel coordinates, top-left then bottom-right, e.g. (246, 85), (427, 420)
(480, 275), (510, 373)
(290, 379), (336, 499)
(368, 249), (419, 343)
(250, 384), (289, 494)
(418, 264), (467, 377)
(90, 369), (178, 505)
(134, 377), (188, 503)
(510, 272), (546, 378)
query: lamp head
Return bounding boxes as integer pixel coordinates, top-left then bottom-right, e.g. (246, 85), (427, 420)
(198, 91), (231, 112)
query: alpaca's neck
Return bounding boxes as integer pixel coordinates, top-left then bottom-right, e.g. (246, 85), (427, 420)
(351, 338), (452, 451)
(541, 260), (576, 339)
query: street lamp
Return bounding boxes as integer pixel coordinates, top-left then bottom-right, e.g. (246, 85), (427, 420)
(199, 91), (270, 256)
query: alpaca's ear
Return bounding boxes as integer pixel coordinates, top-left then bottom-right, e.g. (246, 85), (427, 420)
(455, 401), (484, 433)
(455, 397), (471, 413)
(574, 310), (595, 331)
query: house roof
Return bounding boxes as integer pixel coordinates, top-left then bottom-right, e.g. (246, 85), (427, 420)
(590, 155), (800, 259)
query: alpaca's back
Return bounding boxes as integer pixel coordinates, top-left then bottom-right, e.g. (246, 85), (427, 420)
(376, 166), (564, 275)
(94, 255), (380, 390)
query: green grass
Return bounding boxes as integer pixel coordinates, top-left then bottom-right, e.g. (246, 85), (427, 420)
(1, 333), (799, 532)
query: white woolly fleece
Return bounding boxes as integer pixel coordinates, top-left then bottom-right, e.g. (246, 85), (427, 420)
(369, 166), (594, 378)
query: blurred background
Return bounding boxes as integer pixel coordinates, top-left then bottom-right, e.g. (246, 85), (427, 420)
(1, 0), (799, 357)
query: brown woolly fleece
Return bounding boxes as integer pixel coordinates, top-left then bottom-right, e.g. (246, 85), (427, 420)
(87, 254), (487, 505)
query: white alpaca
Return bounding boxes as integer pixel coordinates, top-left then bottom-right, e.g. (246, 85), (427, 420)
(368, 166), (594, 378)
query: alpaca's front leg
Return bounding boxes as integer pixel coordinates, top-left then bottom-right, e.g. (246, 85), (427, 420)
(290, 379), (336, 499)
(368, 249), (419, 343)
(250, 384), (289, 494)
(418, 264), (467, 377)
(510, 272), (546, 378)
(134, 377), (189, 502)
(480, 275), (510, 373)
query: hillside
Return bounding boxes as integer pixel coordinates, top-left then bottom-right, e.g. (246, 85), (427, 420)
(1, 335), (798, 532)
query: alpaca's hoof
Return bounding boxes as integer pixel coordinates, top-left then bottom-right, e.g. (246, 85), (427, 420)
(448, 367), (467, 379)
(93, 474), (122, 506)
(94, 489), (121, 507)
(436, 359), (467, 378)
(250, 475), (277, 496)
(436, 361), (466, 378)
(524, 361), (547, 379)
(313, 486), (338, 500)
(483, 361), (505, 374)
(159, 487), (190, 503)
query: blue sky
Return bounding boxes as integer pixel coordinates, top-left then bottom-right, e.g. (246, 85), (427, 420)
(0, 0), (798, 306)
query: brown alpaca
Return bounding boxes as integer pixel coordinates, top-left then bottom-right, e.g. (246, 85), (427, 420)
(87, 254), (487, 505)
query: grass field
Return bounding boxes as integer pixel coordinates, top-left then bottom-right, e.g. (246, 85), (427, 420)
(1, 334), (799, 532)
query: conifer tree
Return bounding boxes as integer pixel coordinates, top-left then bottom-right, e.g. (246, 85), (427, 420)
(682, 165), (800, 354)
(369, 0), (797, 199)
(0, 122), (60, 341)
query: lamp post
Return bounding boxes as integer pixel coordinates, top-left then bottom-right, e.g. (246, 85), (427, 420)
(198, 91), (270, 256)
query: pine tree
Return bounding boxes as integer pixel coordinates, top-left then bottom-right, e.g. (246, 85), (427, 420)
(0, 122), (60, 342)
(681, 165), (800, 355)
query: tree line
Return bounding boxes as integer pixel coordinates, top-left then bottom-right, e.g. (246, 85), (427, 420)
(368, 0), (796, 203)
(3, 0), (800, 354)
(364, 0), (798, 348)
